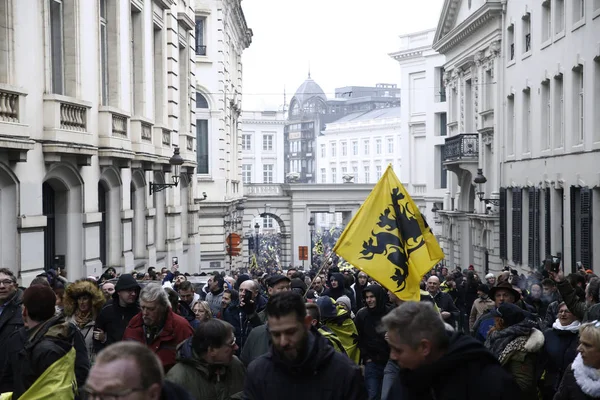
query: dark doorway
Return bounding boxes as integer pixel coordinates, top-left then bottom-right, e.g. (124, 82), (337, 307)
(98, 181), (108, 267)
(42, 182), (56, 270)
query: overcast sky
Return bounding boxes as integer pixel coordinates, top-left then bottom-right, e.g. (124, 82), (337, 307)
(241, 0), (445, 110)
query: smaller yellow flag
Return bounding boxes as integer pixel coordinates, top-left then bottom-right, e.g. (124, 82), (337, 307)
(333, 165), (444, 301)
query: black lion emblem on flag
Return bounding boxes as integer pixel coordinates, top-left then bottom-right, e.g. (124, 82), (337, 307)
(359, 188), (430, 292)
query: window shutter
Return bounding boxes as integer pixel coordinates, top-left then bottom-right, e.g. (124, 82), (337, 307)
(571, 186), (577, 270)
(512, 188), (523, 264)
(500, 188), (507, 260)
(528, 188), (541, 267)
(544, 189), (551, 258)
(580, 188), (593, 269)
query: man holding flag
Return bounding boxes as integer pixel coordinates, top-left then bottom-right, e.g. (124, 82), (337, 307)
(333, 164), (444, 303)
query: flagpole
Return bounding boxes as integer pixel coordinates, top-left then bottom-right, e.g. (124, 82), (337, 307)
(304, 250), (333, 299)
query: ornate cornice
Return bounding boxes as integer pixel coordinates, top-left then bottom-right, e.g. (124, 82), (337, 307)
(389, 45), (429, 62)
(433, 3), (502, 54)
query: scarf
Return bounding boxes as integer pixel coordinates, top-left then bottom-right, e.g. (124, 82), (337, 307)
(485, 318), (537, 361)
(74, 310), (92, 329)
(572, 353), (600, 397)
(552, 319), (581, 332)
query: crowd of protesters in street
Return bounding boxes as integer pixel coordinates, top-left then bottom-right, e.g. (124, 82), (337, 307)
(1, 255), (600, 399)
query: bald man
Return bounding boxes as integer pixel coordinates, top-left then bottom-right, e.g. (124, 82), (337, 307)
(427, 276), (459, 328)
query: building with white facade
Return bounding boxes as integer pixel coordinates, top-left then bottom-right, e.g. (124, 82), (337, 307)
(194, 0), (252, 272)
(498, 0), (600, 272)
(315, 107), (401, 229)
(390, 28), (447, 236)
(0, 0), (199, 284)
(433, 0), (504, 273)
(240, 110), (286, 185)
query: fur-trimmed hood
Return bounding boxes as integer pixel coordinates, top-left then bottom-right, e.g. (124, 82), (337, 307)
(63, 279), (105, 317)
(524, 328), (545, 353)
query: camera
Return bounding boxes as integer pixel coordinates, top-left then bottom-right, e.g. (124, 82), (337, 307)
(172, 256), (178, 265)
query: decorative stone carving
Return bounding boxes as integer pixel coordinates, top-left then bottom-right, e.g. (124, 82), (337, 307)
(490, 40), (501, 56)
(342, 174), (355, 184)
(474, 50), (485, 66)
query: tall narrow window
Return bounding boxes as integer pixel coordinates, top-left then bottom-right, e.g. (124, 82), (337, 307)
(241, 164), (252, 184)
(507, 94), (515, 155)
(573, 65), (584, 145)
(320, 168), (326, 183)
(352, 141), (358, 155)
(507, 24), (515, 61)
(554, 74), (564, 148)
(50, 0), (64, 94)
(352, 166), (358, 182)
(99, 0), (108, 105)
(387, 137), (394, 153)
(542, 0), (552, 42)
(465, 79), (473, 131)
(522, 87), (531, 153)
(439, 113), (447, 136)
(523, 13), (531, 53)
(484, 70), (493, 110)
(263, 165), (274, 183)
(241, 134), (251, 151)
(528, 188), (541, 268)
(555, 0), (565, 33)
(330, 142), (336, 157)
(376, 165), (382, 180)
(541, 80), (551, 149)
(439, 145), (447, 189)
(130, 8), (143, 115)
(375, 139), (382, 154)
(363, 139), (370, 156)
(573, 0), (585, 23)
(196, 120), (209, 174)
(320, 144), (326, 158)
(341, 141), (347, 156)
(262, 134), (273, 151)
(499, 189), (507, 260)
(364, 165), (370, 183)
(331, 167), (337, 183)
(195, 17), (206, 55)
(154, 26), (164, 124)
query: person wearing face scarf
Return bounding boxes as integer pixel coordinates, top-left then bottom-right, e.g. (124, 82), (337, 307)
(554, 320), (600, 399)
(323, 273), (356, 312)
(539, 302), (581, 400)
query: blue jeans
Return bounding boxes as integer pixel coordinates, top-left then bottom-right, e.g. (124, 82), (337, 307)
(381, 360), (400, 400)
(364, 362), (385, 400)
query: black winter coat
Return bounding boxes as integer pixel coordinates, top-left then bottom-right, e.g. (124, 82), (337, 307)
(354, 285), (391, 365)
(541, 328), (579, 399)
(432, 291), (459, 327)
(0, 290), (23, 374)
(391, 332), (522, 400)
(222, 296), (266, 354)
(93, 298), (140, 352)
(554, 365), (599, 400)
(0, 314), (90, 398)
(243, 330), (367, 400)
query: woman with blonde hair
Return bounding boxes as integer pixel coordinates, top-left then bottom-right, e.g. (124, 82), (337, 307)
(63, 279), (105, 362)
(555, 320), (600, 399)
(192, 300), (212, 323)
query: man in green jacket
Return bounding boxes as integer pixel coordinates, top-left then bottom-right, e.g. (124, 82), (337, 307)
(166, 319), (245, 400)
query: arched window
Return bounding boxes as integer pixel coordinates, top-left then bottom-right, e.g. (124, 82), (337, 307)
(196, 92), (209, 108)
(290, 101), (299, 116)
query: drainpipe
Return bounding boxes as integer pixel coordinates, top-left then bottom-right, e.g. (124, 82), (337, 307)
(499, 0), (507, 192)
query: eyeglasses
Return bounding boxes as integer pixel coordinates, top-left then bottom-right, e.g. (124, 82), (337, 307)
(81, 386), (146, 400)
(227, 337), (237, 348)
(0, 280), (14, 286)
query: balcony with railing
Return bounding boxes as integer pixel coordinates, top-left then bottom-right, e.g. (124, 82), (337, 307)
(42, 94), (95, 164)
(0, 84), (33, 160)
(244, 184), (283, 197)
(98, 107), (134, 161)
(443, 134), (479, 163)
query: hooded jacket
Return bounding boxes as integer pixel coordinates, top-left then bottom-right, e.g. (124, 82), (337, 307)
(0, 314), (90, 398)
(222, 296), (266, 354)
(0, 288), (23, 375)
(354, 284), (392, 365)
(323, 273), (357, 311)
(392, 333), (521, 400)
(63, 279), (106, 362)
(93, 274), (140, 352)
(122, 307), (194, 372)
(166, 337), (246, 400)
(317, 296), (361, 364)
(243, 329), (367, 400)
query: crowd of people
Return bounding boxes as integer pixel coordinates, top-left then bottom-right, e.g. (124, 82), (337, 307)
(0, 257), (599, 399)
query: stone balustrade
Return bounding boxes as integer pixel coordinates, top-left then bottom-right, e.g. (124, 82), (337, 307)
(141, 122), (152, 141)
(244, 184), (282, 196)
(60, 102), (87, 131)
(0, 89), (19, 122)
(412, 184), (426, 195)
(112, 113), (128, 137)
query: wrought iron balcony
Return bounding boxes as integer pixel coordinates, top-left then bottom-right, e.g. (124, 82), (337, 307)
(443, 134), (479, 162)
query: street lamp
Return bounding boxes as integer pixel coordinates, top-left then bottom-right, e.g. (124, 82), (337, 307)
(254, 222), (260, 259)
(308, 217), (315, 267)
(473, 168), (499, 206)
(149, 147), (184, 195)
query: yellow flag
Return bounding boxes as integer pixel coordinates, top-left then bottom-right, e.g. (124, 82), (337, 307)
(314, 238), (324, 255)
(250, 254), (259, 271)
(333, 165), (444, 301)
